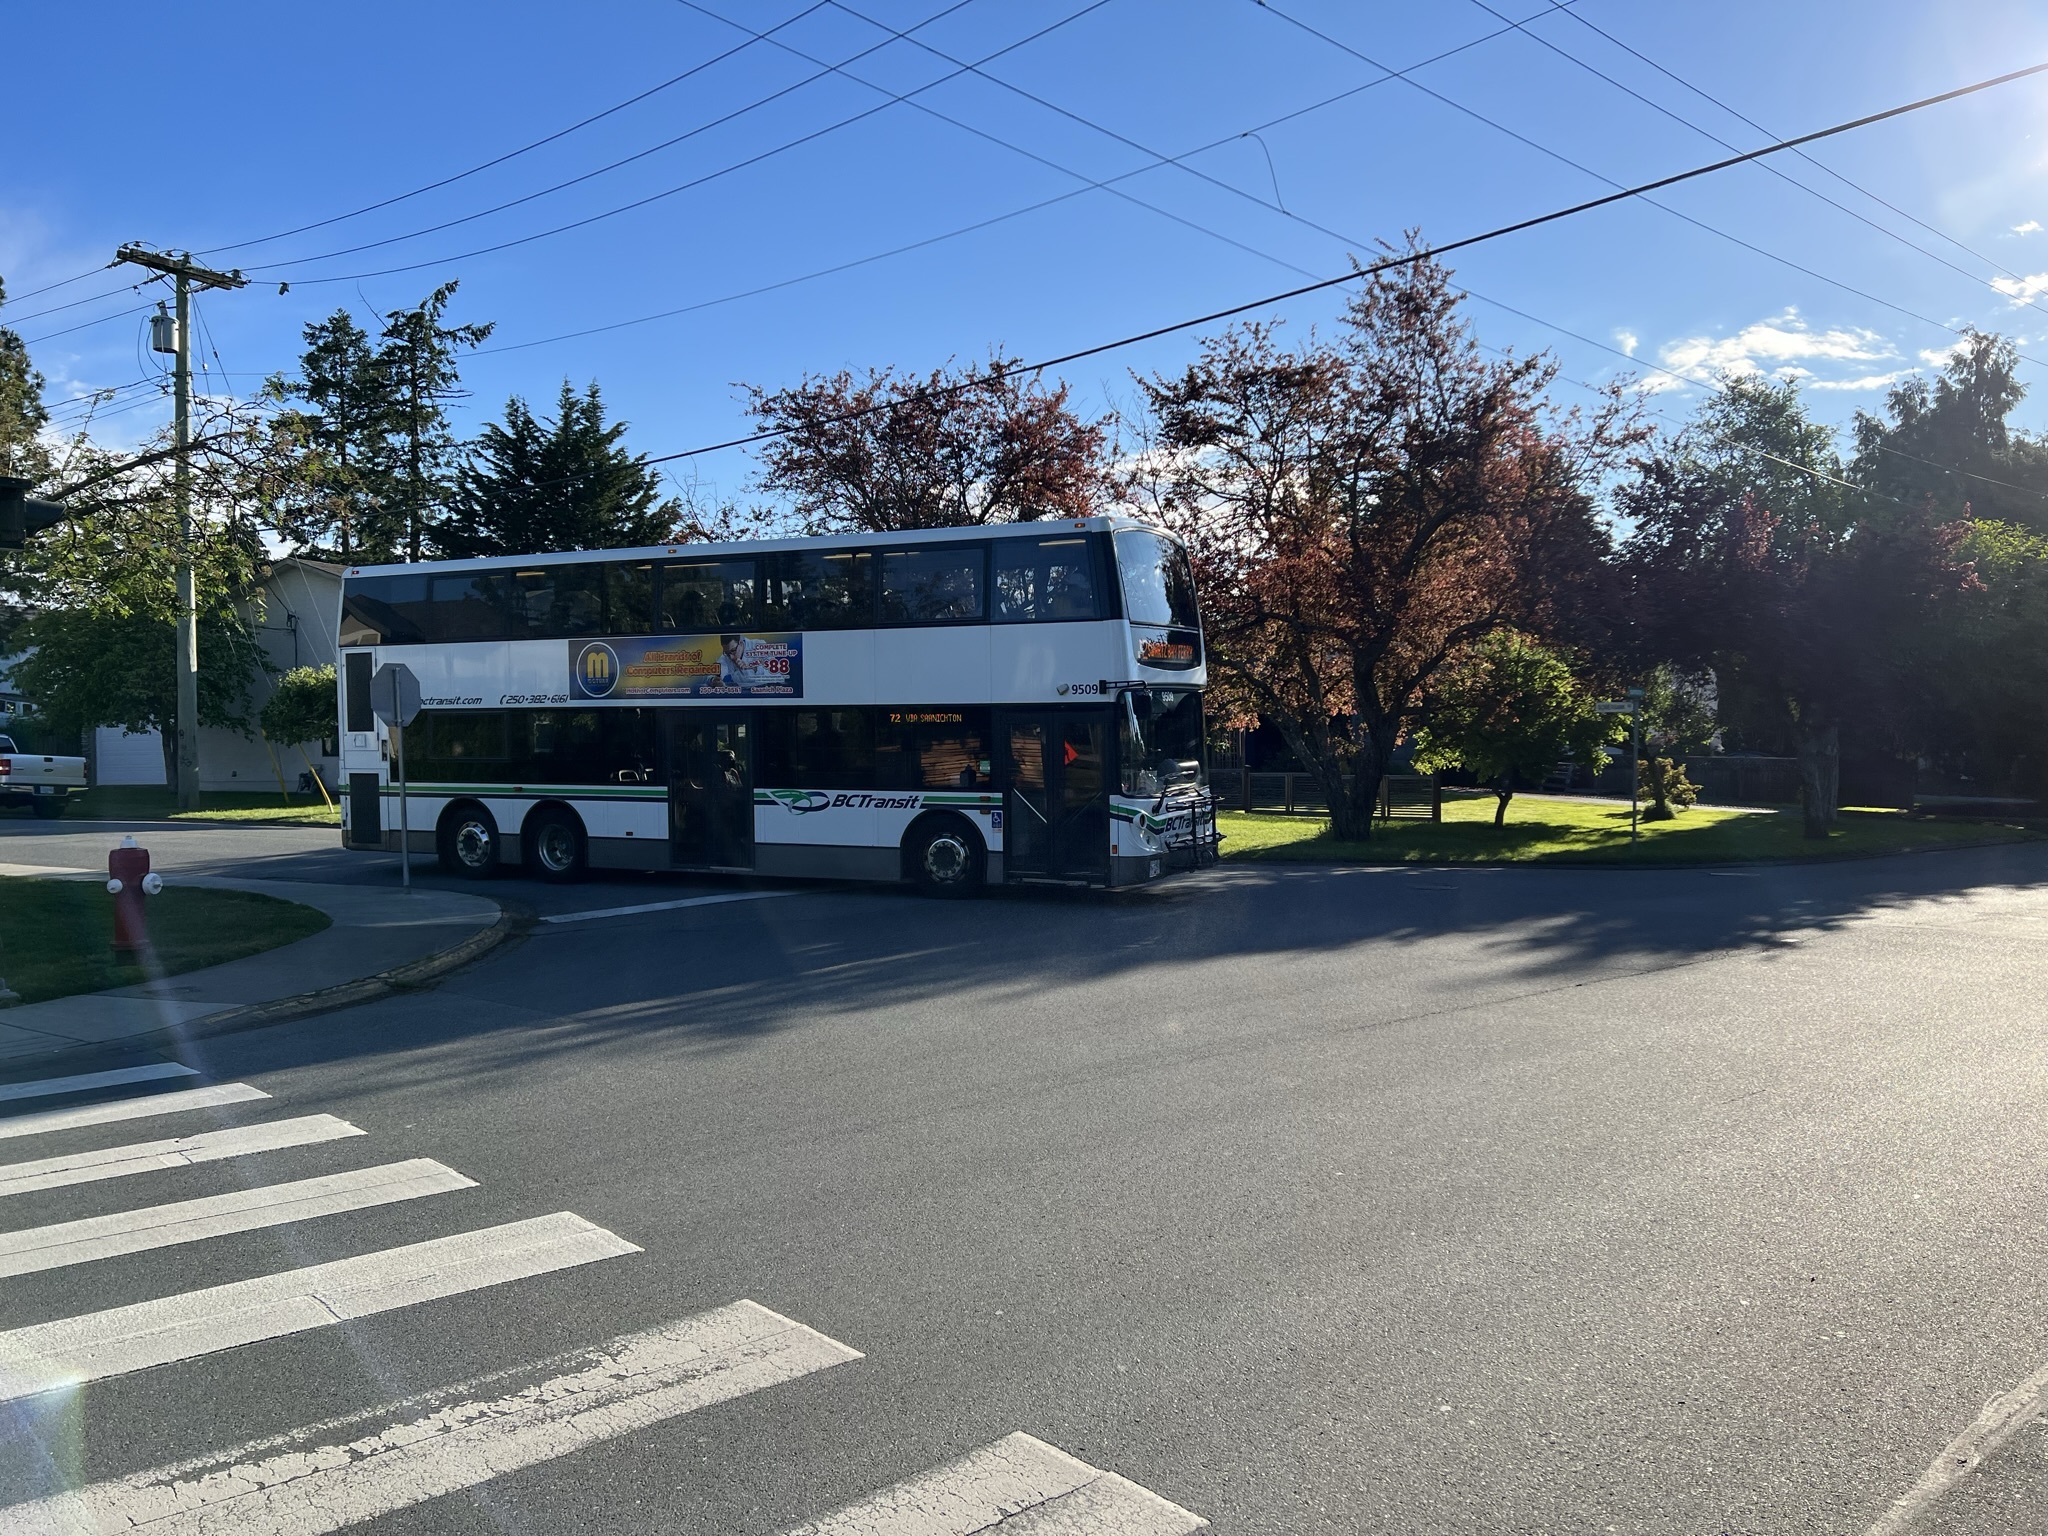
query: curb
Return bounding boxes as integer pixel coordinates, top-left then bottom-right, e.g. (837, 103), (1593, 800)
(4, 897), (531, 1072)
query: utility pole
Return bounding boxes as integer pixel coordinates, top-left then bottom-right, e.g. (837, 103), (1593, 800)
(112, 245), (246, 810)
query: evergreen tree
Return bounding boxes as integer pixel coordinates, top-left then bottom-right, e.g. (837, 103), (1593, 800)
(437, 381), (678, 557)
(0, 279), (51, 483)
(377, 282), (492, 562)
(1853, 331), (2048, 530)
(267, 308), (397, 561)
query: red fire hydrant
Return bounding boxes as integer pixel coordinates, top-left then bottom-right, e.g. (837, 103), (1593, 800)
(107, 836), (162, 955)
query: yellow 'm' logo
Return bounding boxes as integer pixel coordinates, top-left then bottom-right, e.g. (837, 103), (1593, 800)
(584, 649), (612, 681)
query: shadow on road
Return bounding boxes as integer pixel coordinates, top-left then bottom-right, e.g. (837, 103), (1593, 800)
(160, 838), (2048, 1100)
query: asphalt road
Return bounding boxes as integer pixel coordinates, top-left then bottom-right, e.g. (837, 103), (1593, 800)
(1, 815), (2045, 1534)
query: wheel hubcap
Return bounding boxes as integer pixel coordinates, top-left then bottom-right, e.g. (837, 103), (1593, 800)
(454, 822), (493, 868)
(923, 834), (969, 884)
(539, 825), (575, 872)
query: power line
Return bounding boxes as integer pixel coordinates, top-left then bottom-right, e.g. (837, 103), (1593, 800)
(198, 2), (835, 258)
(1255, 1), (2048, 370)
(242, 0), (982, 276)
(2, 280), (150, 328)
(1461, 0), (2048, 321)
(668, 0), (1321, 283)
(0, 4), (844, 308)
(21, 301), (157, 348)
(1542, 4), (2048, 298)
(470, 2), (1566, 359)
(609, 54), (2048, 471)
(264, 0), (1113, 287)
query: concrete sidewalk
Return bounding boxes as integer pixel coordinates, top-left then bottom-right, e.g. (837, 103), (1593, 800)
(0, 872), (504, 1063)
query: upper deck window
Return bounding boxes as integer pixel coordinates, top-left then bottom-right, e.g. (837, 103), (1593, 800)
(660, 559), (757, 631)
(764, 550), (872, 628)
(993, 536), (1100, 622)
(880, 545), (985, 624)
(1113, 529), (1200, 631)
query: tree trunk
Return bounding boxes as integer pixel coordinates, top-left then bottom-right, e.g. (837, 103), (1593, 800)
(1493, 779), (1513, 827)
(1796, 721), (1840, 839)
(1325, 723), (1395, 842)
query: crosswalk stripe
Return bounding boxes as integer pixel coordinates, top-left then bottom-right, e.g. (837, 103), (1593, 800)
(780, 1432), (1208, 1535)
(3, 1300), (859, 1533)
(0, 1115), (366, 1198)
(0, 1211), (641, 1403)
(0, 1083), (268, 1141)
(0, 1159), (477, 1278)
(0, 1064), (198, 1105)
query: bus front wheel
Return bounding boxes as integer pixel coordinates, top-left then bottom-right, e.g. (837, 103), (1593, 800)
(524, 806), (587, 883)
(437, 802), (500, 878)
(906, 815), (984, 897)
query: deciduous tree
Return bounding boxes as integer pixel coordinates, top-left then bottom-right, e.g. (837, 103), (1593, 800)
(744, 356), (1117, 533)
(1138, 251), (1630, 839)
(1408, 631), (1613, 826)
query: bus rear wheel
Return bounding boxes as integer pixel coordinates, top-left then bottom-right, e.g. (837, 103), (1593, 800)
(525, 806), (586, 883)
(907, 815), (984, 897)
(437, 802), (500, 878)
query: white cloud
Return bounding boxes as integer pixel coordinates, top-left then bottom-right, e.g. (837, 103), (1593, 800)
(1991, 271), (2048, 305)
(1806, 372), (1909, 392)
(1614, 328), (1639, 357)
(1649, 308), (1897, 393)
(2013, 220), (2042, 235)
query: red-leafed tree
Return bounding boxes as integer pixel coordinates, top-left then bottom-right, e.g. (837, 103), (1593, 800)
(1137, 251), (1631, 840)
(744, 355), (1120, 533)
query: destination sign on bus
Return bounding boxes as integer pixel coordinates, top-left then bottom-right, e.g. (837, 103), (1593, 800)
(568, 633), (803, 700)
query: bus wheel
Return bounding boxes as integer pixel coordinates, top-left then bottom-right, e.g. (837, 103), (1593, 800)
(437, 802), (500, 878)
(907, 815), (984, 897)
(525, 806), (586, 883)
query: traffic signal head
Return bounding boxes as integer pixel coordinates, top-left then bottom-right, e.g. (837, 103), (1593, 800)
(0, 476), (68, 550)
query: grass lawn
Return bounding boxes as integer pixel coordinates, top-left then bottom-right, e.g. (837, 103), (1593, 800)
(50, 786), (340, 827)
(0, 879), (331, 1005)
(1219, 792), (2043, 866)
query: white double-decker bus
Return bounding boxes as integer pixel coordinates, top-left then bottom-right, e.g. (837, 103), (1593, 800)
(335, 516), (1218, 893)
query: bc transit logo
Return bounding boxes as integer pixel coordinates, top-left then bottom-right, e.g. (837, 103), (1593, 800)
(576, 642), (619, 697)
(766, 789), (833, 814)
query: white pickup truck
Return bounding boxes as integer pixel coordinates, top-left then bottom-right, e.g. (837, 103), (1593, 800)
(0, 735), (87, 818)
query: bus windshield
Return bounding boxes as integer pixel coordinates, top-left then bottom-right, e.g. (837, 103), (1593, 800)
(1121, 688), (1205, 796)
(1114, 529), (1199, 630)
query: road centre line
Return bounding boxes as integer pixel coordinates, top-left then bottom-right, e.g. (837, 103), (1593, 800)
(0, 1082), (268, 1141)
(780, 1431), (1208, 1535)
(539, 889), (798, 924)
(0, 1116), (366, 1198)
(0, 1063), (198, 1104)
(0, 1211), (640, 1403)
(0, 1159), (476, 1278)
(3, 1299), (858, 1534)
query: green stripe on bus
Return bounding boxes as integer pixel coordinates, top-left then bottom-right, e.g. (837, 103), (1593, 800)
(385, 783), (666, 800)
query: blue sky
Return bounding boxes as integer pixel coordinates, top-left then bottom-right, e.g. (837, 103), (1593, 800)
(8, 0), (2048, 502)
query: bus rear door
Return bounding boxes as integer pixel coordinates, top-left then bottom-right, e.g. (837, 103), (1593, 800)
(668, 712), (755, 870)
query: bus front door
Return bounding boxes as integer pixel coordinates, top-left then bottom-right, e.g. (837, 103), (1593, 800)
(668, 712), (755, 870)
(999, 710), (1110, 882)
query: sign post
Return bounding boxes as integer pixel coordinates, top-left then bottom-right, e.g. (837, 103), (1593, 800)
(369, 663), (423, 889)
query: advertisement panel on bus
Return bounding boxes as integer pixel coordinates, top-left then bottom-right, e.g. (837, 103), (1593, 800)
(569, 634), (802, 700)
